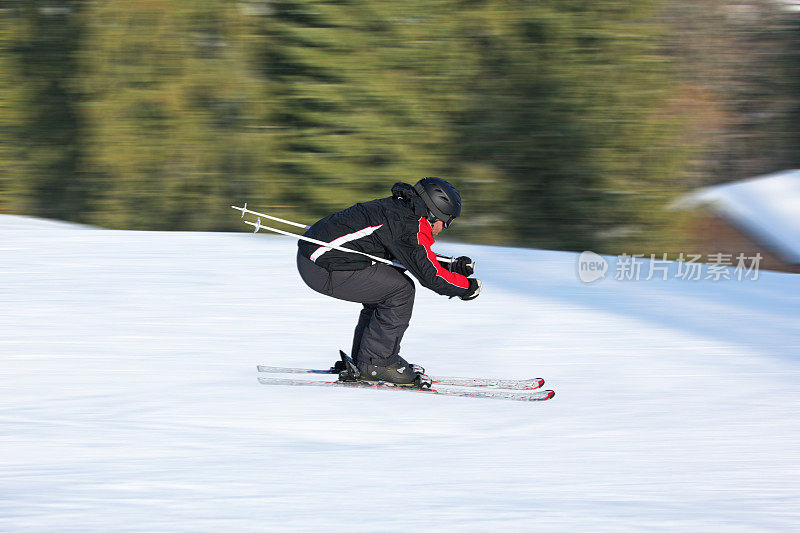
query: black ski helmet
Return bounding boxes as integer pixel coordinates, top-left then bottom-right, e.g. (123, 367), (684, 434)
(413, 177), (461, 228)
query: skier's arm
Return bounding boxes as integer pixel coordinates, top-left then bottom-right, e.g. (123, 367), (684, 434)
(387, 217), (471, 298)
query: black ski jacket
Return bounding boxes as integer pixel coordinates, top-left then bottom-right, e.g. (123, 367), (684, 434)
(298, 182), (470, 298)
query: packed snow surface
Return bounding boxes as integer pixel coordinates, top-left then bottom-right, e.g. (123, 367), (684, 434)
(1, 215), (799, 532)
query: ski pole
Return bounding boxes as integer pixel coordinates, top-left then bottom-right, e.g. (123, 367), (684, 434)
(231, 203), (310, 229)
(240, 215), (399, 267)
(231, 204), (473, 271)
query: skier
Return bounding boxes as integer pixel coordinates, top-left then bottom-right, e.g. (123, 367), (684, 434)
(296, 177), (481, 386)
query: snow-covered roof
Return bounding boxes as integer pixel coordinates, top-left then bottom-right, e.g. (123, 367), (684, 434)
(672, 169), (800, 265)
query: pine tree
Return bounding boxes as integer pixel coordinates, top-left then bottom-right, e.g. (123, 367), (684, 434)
(0, 2), (28, 213)
(78, 0), (275, 230)
(452, 0), (691, 252)
(257, 0), (463, 224)
(0, 1), (85, 220)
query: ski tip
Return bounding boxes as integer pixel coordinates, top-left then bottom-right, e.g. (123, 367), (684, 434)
(541, 390), (556, 401)
(339, 349), (348, 357)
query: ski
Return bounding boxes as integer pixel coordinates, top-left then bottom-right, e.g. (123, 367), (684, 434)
(257, 366), (336, 375)
(256, 376), (555, 402)
(256, 365), (545, 391)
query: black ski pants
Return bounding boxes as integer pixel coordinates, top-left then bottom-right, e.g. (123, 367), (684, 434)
(297, 252), (415, 366)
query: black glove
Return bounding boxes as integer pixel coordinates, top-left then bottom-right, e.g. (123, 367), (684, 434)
(460, 278), (481, 301)
(451, 256), (475, 277)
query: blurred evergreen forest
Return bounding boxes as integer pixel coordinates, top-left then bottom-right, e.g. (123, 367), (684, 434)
(1, 0), (798, 253)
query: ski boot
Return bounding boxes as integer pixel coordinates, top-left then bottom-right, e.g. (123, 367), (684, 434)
(356, 356), (432, 389)
(335, 350), (431, 388)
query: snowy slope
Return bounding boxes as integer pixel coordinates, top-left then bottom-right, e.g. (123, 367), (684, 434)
(1, 215), (799, 532)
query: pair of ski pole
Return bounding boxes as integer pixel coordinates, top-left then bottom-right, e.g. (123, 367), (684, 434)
(231, 204), (474, 272)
